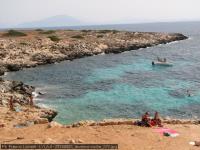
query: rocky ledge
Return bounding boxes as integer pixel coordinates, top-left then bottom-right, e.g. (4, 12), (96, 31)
(68, 118), (200, 128)
(0, 30), (188, 75)
(0, 79), (57, 128)
(44, 118), (200, 129)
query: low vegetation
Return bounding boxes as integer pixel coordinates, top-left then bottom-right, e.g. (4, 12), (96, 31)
(81, 30), (92, 33)
(4, 30), (27, 37)
(98, 30), (119, 34)
(71, 35), (84, 39)
(48, 35), (61, 42)
(40, 30), (56, 34)
(19, 42), (29, 46)
(35, 29), (44, 32)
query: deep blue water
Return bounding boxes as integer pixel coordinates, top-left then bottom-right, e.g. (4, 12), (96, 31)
(4, 22), (200, 124)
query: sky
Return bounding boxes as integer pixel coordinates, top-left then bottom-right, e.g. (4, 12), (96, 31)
(1, 0), (200, 27)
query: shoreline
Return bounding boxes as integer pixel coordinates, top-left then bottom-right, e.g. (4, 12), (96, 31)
(0, 29), (188, 129)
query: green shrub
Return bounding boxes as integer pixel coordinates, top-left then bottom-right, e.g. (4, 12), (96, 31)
(4, 30), (27, 37)
(40, 30), (55, 34)
(48, 35), (60, 42)
(71, 35), (84, 39)
(81, 30), (92, 33)
(35, 29), (44, 31)
(97, 30), (112, 33)
(19, 42), (28, 45)
(98, 30), (119, 34)
(112, 30), (119, 34)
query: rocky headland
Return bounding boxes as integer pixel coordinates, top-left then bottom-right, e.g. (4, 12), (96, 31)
(0, 29), (187, 75)
(0, 29), (188, 129)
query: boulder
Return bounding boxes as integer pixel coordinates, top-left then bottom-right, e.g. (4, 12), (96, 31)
(6, 64), (22, 71)
(34, 118), (49, 124)
(69, 139), (76, 144)
(11, 80), (35, 96)
(40, 109), (58, 122)
(48, 121), (63, 128)
(42, 138), (56, 144)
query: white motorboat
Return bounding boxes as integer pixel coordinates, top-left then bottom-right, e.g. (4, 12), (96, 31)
(152, 61), (173, 67)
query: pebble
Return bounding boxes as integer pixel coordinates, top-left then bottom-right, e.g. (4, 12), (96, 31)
(68, 139), (76, 144)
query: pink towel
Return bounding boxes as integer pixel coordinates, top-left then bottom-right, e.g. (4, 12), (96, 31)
(154, 127), (178, 135)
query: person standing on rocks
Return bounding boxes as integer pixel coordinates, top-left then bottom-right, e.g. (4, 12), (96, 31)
(0, 99), (2, 105)
(9, 96), (14, 111)
(29, 95), (34, 106)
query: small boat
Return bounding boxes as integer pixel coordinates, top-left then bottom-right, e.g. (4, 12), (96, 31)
(152, 61), (173, 67)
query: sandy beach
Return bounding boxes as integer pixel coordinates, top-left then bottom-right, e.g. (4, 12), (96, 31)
(0, 122), (200, 150)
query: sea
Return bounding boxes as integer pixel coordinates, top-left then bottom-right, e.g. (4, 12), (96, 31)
(3, 21), (200, 124)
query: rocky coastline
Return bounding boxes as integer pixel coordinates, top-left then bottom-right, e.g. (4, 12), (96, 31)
(0, 79), (57, 128)
(0, 29), (188, 128)
(0, 30), (187, 75)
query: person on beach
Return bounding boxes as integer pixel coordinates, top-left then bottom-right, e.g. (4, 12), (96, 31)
(29, 95), (34, 106)
(9, 96), (14, 111)
(151, 111), (163, 127)
(141, 112), (152, 127)
(0, 99), (2, 105)
(134, 111), (163, 127)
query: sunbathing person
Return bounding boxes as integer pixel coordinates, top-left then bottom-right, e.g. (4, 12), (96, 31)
(141, 112), (152, 127)
(151, 111), (163, 127)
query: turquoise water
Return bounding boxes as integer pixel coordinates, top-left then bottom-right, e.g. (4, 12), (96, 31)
(4, 23), (200, 124)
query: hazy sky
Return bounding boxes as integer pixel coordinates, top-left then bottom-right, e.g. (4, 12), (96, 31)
(1, 0), (200, 27)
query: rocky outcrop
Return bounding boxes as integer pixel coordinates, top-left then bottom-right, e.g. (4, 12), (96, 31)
(0, 80), (34, 105)
(0, 79), (57, 127)
(39, 108), (58, 122)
